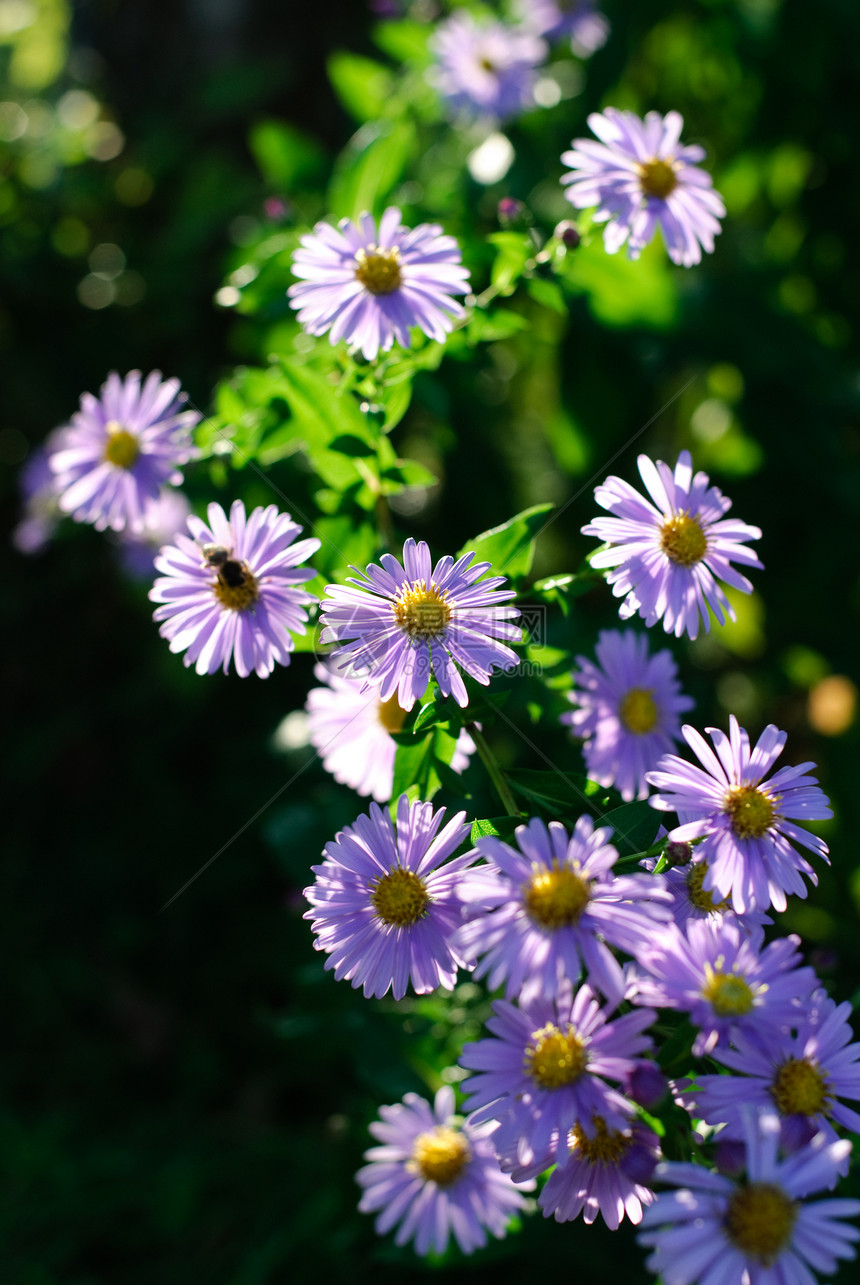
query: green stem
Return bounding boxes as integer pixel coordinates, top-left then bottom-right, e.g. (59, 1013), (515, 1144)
(466, 722), (521, 818)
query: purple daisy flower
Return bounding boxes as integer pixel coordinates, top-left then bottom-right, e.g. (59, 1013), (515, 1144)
(303, 796), (473, 1001)
(514, 0), (609, 58)
(428, 12), (546, 122)
(651, 853), (772, 934)
(561, 629), (694, 801)
(48, 370), (200, 533)
(538, 1115), (660, 1229)
(114, 487), (191, 580)
(356, 1084), (532, 1257)
(454, 815), (672, 1005)
(305, 662), (475, 803)
(288, 207), (470, 362)
(631, 918), (819, 1058)
(149, 499), (320, 678)
(13, 430), (68, 555)
(459, 984), (655, 1170)
(647, 715), (832, 914)
(561, 108), (725, 267)
(319, 537), (521, 712)
(638, 1108), (860, 1285)
(582, 450), (763, 640)
(692, 992), (860, 1155)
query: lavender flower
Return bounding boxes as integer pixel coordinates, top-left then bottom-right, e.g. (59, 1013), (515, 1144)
(638, 1108), (860, 1285)
(582, 450), (763, 640)
(654, 854), (771, 933)
(562, 629), (694, 801)
(115, 488), (190, 580)
(305, 662), (475, 803)
(303, 796), (473, 1001)
(561, 108), (725, 266)
(692, 992), (860, 1153)
(454, 815), (672, 1005)
(149, 499), (319, 678)
(48, 371), (199, 533)
(538, 1116), (660, 1228)
(514, 0), (609, 58)
(356, 1085), (532, 1256)
(459, 984), (654, 1169)
(13, 431), (67, 554)
(632, 918), (819, 1057)
(288, 207), (470, 362)
(647, 715), (832, 913)
(428, 12), (546, 122)
(319, 537), (521, 711)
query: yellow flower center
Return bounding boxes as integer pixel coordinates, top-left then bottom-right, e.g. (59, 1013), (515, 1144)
(370, 868), (429, 926)
(771, 1058), (830, 1117)
(701, 968), (756, 1017)
(213, 566), (260, 612)
(526, 1023), (588, 1090)
(378, 695), (407, 734)
(660, 512), (707, 566)
(392, 581), (452, 640)
(411, 1126), (471, 1186)
(479, 56), (496, 73)
(523, 862), (591, 929)
(103, 421), (140, 469)
(638, 158), (679, 201)
(619, 687), (659, 734)
(725, 1182), (797, 1263)
(724, 785), (776, 840)
(354, 245), (402, 296)
(571, 1116), (631, 1166)
(686, 860), (731, 914)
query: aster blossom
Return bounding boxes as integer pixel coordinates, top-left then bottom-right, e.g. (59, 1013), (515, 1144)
(288, 207), (470, 361)
(582, 450), (763, 640)
(13, 429), (68, 554)
(562, 629), (694, 801)
(647, 715), (832, 913)
(305, 662), (475, 803)
(48, 370), (200, 533)
(638, 1108), (860, 1285)
(644, 846), (771, 934)
(514, 0), (609, 58)
(356, 1085), (532, 1257)
(319, 537), (521, 711)
(149, 499), (319, 678)
(303, 796), (474, 1001)
(561, 108), (725, 266)
(691, 991), (860, 1154)
(631, 917), (818, 1058)
(115, 488), (191, 580)
(459, 984), (655, 1170)
(454, 815), (672, 1005)
(428, 12), (546, 122)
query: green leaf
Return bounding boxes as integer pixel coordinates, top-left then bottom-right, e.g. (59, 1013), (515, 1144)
(465, 308), (531, 344)
(559, 236), (679, 330)
(327, 51), (395, 123)
(373, 19), (431, 63)
(487, 231), (532, 294)
(381, 457), (438, 495)
(391, 733), (440, 804)
(248, 120), (327, 189)
(506, 769), (615, 817)
(379, 378), (413, 431)
(526, 276), (567, 315)
(328, 119), (417, 222)
(413, 697), (453, 734)
(458, 503), (554, 581)
(600, 802), (662, 856)
(471, 817), (521, 845)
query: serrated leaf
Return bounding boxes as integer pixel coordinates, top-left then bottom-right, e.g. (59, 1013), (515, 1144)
(458, 503), (554, 581)
(471, 817), (521, 845)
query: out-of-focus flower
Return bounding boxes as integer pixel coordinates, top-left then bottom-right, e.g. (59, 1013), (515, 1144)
(638, 1109), (860, 1285)
(49, 371), (199, 533)
(562, 629), (693, 801)
(115, 488), (190, 579)
(13, 430), (68, 554)
(429, 12), (546, 122)
(305, 662), (475, 803)
(319, 537), (520, 711)
(514, 0), (609, 59)
(582, 451), (762, 640)
(535, 1115), (660, 1228)
(356, 1085), (532, 1256)
(288, 207), (469, 361)
(647, 715), (832, 913)
(150, 499), (319, 678)
(561, 109), (725, 266)
(303, 796), (473, 1000)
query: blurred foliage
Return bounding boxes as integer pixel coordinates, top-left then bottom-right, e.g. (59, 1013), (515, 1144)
(3, 0), (860, 1281)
